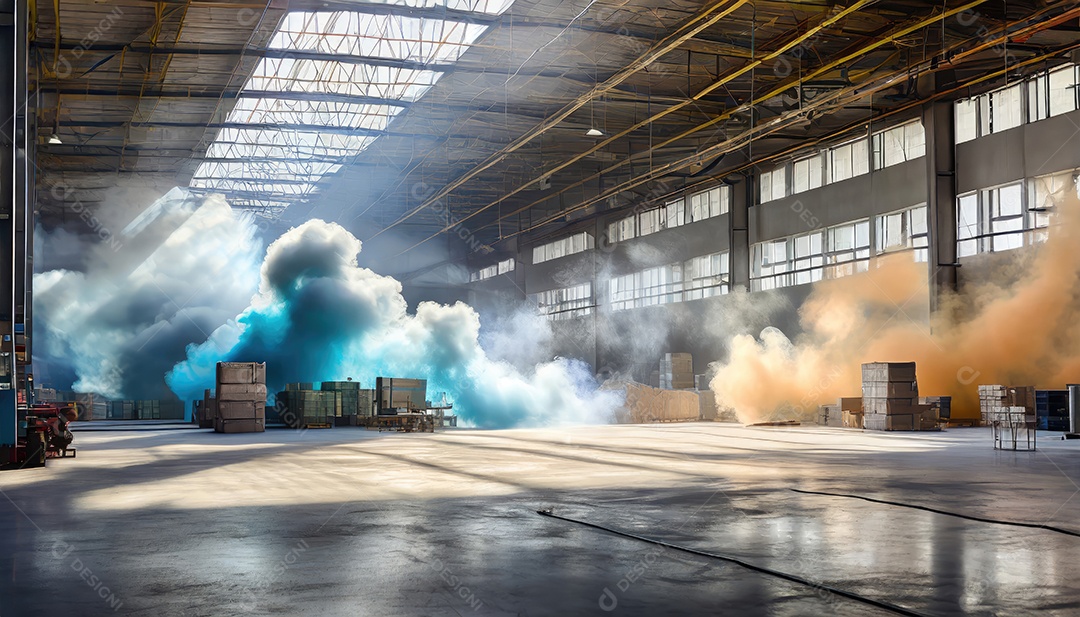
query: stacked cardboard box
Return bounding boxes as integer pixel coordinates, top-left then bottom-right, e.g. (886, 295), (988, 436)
(605, 382), (700, 423)
(698, 389), (718, 420)
(818, 404), (843, 427)
(320, 382), (375, 418)
(197, 389), (216, 428)
(214, 362), (266, 433)
(278, 387), (340, 428)
(839, 397), (863, 428)
(659, 353), (694, 390)
(861, 362), (934, 431)
(979, 385), (1035, 426)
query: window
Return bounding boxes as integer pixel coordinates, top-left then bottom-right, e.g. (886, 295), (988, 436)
(875, 205), (929, 262)
(638, 208), (661, 237)
(956, 182), (1036, 257)
(793, 154), (824, 193)
(825, 219), (871, 278)
(1030, 64), (1079, 122)
(608, 265), (683, 311)
(989, 184), (1024, 252)
(662, 198), (687, 230)
(759, 167), (787, 203)
(1029, 170), (1075, 232)
(979, 83), (1022, 135)
(828, 138), (870, 183)
(689, 186), (729, 221)
(751, 238), (791, 291)
(792, 231), (824, 285)
(531, 283), (594, 321)
(955, 98), (978, 144)
(957, 193), (980, 258)
(608, 215), (636, 243)
(872, 121), (925, 169)
(532, 231), (593, 264)
(470, 259), (515, 282)
(683, 252), (729, 300)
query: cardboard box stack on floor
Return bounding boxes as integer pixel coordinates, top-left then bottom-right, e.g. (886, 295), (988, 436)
(839, 397), (863, 428)
(608, 382), (700, 423)
(215, 362), (267, 433)
(278, 387), (340, 428)
(979, 385), (1035, 427)
(197, 389), (216, 428)
(817, 404), (843, 427)
(659, 353), (694, 390)
(321, 381), (375, 425)
(861, 362), (935, 431)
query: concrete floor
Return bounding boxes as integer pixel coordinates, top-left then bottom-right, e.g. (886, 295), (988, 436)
(1, 423), (1079, 616)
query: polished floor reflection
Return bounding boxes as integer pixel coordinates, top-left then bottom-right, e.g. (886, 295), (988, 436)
(1, 423), (1078, 616)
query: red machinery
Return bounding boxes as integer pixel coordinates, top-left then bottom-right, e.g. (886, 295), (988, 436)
(4, 404), (78, 469)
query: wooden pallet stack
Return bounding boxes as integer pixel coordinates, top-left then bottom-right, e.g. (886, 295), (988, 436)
(214, 362), (267, 433)
(861, 362), (935, 431)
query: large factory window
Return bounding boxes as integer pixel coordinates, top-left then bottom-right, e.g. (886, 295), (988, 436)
(608, 265), (683, 311)
(638, 208), (661, 237)
(955, 98), (978, 144)
(751, 239), (791, 291)
(792, 154), (824, 194)
(828, 137), (870, 183)
(1028, 170), (1076, 242)
(608, 215), (636, 243)
(469, 258), (514, 282)
(1028, 64), (1079, 122)
(956, 181), (1034, 257)
(531, 283), (593, 320)
(662, 198), (687, 229)
(876, 205), (928, 261)
(792, 231), (824, 285)
(872, 121), (924, 169)
(532, 231), (593, 264)
(978, 83), (1023, 135)
(689, 186), (729, 221)
(759, 167), (787, 203)
(683, 252), (729, 300)
(825, 219), (871, 278)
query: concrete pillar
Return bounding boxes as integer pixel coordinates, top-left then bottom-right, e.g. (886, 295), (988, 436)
(0, 0), (19, 453)
(924, 99), (958, 313)
(728, 174), (752, 292)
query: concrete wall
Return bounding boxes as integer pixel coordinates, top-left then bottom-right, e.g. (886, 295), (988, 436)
(441, 106), (1080, 383)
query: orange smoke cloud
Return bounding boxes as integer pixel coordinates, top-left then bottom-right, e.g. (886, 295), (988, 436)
(710, 192), (1080, 424)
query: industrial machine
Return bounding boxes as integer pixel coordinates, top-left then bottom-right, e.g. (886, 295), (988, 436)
(2, 403), (78, 469)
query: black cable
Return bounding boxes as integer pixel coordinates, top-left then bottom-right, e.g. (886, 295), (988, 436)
(791, 489), (1080, 538)
(535, 509), (929, 617)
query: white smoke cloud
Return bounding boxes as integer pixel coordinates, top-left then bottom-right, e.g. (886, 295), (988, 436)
(167, 219), (622, 428)
(33, 189), (263, 398)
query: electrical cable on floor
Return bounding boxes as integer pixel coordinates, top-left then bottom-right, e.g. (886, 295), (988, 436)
(535, 509), (929, 617)
(790, 489), (1080, 538)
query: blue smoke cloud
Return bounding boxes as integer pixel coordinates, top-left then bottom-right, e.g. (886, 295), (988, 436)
(167, 219), (621, 428)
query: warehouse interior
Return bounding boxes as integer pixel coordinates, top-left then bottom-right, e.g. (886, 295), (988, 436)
(4, 0), (1080, 614)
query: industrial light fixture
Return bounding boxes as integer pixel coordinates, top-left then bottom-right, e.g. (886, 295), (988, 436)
(47, 134), (62, 145)
(585, 128), (603, 137)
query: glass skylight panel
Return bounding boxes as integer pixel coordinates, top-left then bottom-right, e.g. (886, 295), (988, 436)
(246, 58), (441, 102)
(206, 128), (375, 160)
(193, 160), (342, 182)
(227, 98), (398, 131)
(355, 0), (515, 14)
(270, 12), (488, 64)
(189, 178), (317, 196)
(196, 1), (514, 214)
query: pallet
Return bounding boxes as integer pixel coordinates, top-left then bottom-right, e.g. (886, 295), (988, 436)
(302, 423), (332, 429)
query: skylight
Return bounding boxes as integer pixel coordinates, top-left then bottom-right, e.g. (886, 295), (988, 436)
(191, 0), (515, 213)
